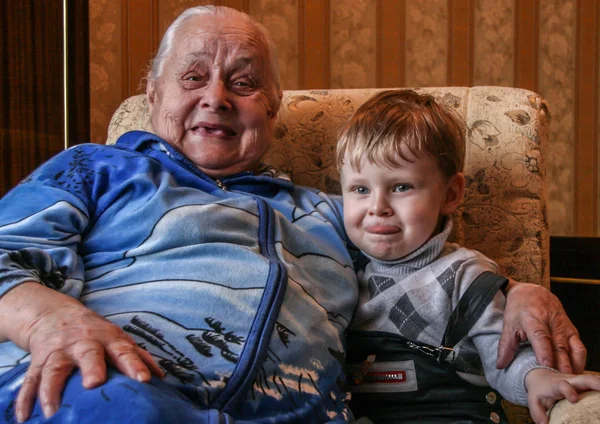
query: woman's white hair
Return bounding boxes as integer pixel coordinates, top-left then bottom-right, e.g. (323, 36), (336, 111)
(148, 5), (281, 107)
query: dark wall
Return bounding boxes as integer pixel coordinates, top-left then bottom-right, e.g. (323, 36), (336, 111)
(550, 236), (600, 372)
(0, 0), (88, 197)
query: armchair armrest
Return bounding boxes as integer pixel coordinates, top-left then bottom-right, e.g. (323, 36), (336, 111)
(549, 389), (600, 423)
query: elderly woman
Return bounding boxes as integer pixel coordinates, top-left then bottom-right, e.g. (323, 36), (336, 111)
(0, 5), (585, 424)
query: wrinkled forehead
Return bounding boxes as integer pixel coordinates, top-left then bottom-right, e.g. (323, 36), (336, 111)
(171, 15), (269, 70)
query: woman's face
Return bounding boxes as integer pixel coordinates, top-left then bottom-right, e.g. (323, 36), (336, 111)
(147, 14), (281, 178)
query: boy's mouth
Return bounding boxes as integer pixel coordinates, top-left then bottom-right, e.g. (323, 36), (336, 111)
(365, 225), (400, 235)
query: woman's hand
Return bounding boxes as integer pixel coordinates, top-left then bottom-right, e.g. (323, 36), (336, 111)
(525, 368), (600, 424)
(497, 280), (587, 374)
(0, 283), (163, 422)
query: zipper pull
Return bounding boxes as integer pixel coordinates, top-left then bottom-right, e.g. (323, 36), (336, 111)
(215, 179), (227, 190)
(406, 340), (455, 362)
(350, 354), (376, 385)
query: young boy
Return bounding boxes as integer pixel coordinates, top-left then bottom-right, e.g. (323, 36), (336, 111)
(337, 89), (600, 424)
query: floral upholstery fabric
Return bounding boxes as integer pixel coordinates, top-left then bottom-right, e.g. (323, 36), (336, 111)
(107, 86), (550, 289)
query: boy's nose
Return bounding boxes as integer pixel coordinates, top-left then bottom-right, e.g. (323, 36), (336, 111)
(369, 196), (393, 216)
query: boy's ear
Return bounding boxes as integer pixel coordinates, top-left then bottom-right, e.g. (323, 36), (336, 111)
(441, 172), (465, 215)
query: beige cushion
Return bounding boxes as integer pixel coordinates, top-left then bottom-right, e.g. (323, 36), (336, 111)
(107, 87), (550, 288)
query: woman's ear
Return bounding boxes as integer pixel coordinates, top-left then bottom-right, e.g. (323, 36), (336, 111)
(146, 79), (156, 114)
(268, 89), (283, 119)
(441, 172), (465, 215)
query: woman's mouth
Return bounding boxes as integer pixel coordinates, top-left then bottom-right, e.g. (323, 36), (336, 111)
(193, 123), (237, 137)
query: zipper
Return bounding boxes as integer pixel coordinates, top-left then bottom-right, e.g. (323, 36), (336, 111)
(211, 196), (287, 412)
(215, 179), (226, 190)
(350, 355), (407, 385)
(362, 370), (407, 384)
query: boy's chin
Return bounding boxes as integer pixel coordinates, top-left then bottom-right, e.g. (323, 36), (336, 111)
(364, 246), (408, 262)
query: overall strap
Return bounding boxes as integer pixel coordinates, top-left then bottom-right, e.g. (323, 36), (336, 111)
(439, 271), (508, 361)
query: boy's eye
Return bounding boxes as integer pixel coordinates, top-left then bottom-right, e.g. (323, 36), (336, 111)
(353, 186), (370, 195)
(393, 184), (411, 192)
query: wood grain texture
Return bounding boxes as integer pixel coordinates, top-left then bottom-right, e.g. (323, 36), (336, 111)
(514, 0), (538, 91)
(448, 0), (473, 86)
(122, 0), (158, 97)
(575, 0), (599, 235)
(377, 0), (404, 87)
(300, 0), (330, 88)
(0, 1), (86, 195)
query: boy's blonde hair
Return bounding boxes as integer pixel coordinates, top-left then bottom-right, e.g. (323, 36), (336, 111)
(336, 89), (466, 179)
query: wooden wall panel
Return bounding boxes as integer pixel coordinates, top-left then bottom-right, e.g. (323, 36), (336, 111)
(300, 0), (330, 88)
(249, 0), (300, 90)
(575, 0), (599, 236)
(121, 0), (159, 97)
(598, 3), (600, 236)
(539, 0), (577, 236)
(89, 0), (600, 235)
(330, 0), (377, 89)
(405, 0), (448, 87)
(514, 0), (538, 91)
(473, 0), (514, 87)
(448, 0), (473, 86)
(221, 0), (250, 11)
(90, 0), (123, 144)
(377, 0), (404, 88)
(1, 2), (65, 196)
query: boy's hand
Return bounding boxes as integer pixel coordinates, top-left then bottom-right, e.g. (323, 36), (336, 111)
(498, 281), (586, 374)
(525, 368), (600, 424)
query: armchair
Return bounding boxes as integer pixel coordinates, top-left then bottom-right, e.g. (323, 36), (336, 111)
(107, 86), (596, 424)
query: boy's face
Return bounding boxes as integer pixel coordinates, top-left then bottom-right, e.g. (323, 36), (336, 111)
(340, 146), (464, 261)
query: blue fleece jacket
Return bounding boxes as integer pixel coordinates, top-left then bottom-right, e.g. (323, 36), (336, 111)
(0, 131), (358, 423)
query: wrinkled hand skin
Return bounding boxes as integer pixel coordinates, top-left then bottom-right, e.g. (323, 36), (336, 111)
(525, 368), (600, 424)
(497, 280), (587, 374)
(0, 283), (164, 423)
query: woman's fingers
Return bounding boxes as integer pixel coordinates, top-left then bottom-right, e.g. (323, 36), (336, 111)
(14, 306), (165, 421)
(73, 340), (108, 388)
(15, 365), (42, 423)
(105, 338), (154, 382)
(524, 317), (572, 372)
(37, 350), (75, 418)
(497, 282), (587, 374)
(137, 345), (165, 379)
(567, 336), (587, 375)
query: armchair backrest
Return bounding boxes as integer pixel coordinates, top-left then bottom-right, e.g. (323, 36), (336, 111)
(107, 86), (550, 287)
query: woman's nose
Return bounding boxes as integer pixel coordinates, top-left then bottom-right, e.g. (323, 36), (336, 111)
(201, 79), (231, 111)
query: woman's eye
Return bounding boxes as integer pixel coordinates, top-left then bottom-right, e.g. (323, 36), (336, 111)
(182, 74), (204, 85)
(354, 186), (370, 195)
(231, 78), (256, 93)
(393, 184), (410, 192)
